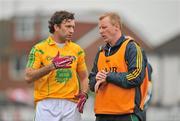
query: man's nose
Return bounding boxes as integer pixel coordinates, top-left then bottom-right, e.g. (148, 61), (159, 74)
(69, 27), (74, 33)
(99, 28), (103, 34)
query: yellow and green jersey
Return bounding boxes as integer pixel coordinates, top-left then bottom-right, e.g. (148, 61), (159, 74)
(26, 36), (87, 102)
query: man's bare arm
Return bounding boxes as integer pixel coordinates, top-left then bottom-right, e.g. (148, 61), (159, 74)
(25, 64), (55, 83)
(78, 69), (89, 93)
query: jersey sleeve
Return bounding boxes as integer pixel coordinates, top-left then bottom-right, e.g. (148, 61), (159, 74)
(26, 46), (41, 69)
(76, 47), (87, 72)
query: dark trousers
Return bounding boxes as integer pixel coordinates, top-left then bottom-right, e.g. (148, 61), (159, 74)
(144, 111), (147, 121)
(95, 114), (139, 121)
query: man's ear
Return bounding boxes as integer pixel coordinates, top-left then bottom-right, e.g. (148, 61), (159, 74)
(114, 24), (120, 31)
(54, 24), (60, 31)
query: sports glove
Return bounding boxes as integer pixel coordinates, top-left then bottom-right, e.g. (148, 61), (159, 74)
(75, 91), (88, 113)
(52, 52), (73, 69)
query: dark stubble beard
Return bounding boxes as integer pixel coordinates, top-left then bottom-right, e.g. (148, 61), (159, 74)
(58, 36), (67, 43)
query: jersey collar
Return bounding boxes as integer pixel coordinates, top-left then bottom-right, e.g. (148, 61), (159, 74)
(47, 36), (71, 46)
(104, 34), (125, 50)
(47, 36), (56, 46)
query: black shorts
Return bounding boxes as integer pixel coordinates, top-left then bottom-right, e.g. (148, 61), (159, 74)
(95, 114), (139, 121)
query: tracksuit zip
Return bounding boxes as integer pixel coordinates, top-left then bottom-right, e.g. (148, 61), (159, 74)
(107, 47), (111, 56)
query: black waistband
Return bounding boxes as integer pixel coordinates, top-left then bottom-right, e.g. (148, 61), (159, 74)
(95, 113), (132, 117)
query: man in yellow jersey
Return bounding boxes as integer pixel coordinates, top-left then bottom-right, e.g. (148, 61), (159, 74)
(25, 11), (89, 121)
(89, 12), (150, 121)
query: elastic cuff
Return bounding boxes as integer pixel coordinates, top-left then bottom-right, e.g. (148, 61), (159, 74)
(106, 72), (112, 83)
(52, 62), (57, 69)
(81, 91), (88, 99)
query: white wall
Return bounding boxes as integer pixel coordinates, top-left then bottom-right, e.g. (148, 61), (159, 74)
(148, 54), (180, 106)
(148, 55), (162, 105)
(163, 55), (180, 105)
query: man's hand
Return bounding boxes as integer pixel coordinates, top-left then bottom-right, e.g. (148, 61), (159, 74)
(95, 79), (108, 93)
(75, 91), (88, 113)
(95, 70), (108, 92)
(52, 52), (73, 69)
(95, 70), (108, 81)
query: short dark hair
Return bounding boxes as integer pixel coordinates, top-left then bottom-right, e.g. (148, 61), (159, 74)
(48, 11), (74, 33)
